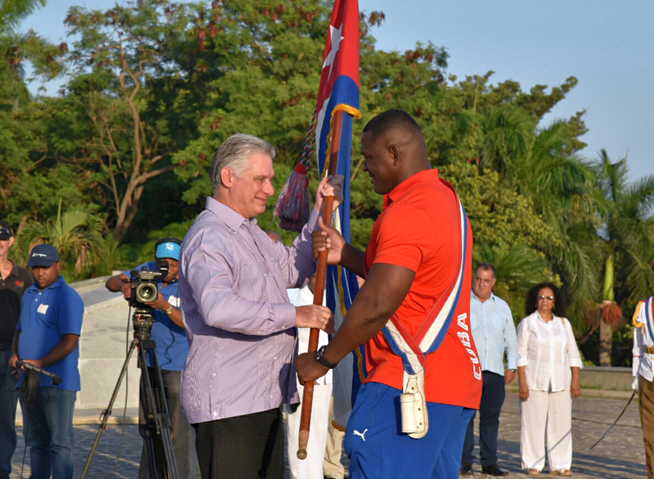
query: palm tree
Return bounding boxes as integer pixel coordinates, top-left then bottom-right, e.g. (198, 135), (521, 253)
(20, 200), (104, 277)
(589, 150), (654, 365)
(510, 121), (603, 332)
(458, 108), (602, 333)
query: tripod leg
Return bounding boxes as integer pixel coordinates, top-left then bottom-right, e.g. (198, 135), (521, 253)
(139, 347), (165, 479)
(152, 353), (179, 479)
(138, 346), (179, 479)
(80, 339), (139, 479)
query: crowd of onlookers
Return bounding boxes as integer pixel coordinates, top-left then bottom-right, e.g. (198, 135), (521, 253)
(462, 264), (582, 477)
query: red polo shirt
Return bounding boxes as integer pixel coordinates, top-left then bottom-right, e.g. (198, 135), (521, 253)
(364, 169), (481, 408)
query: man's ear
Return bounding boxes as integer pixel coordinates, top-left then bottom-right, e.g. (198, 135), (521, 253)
(388, 144), (401, 166)
(220, 167), (235, 188)
(7, 237), (15, 248)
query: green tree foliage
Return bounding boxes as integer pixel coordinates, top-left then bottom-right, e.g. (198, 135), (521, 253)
(0, 0), (46, 34)
(584, 150), (654, 365)
(2, 0), (651, 365)
(16, 200), (104, 279)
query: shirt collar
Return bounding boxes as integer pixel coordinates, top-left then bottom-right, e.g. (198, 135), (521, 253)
(535, 311), (558, 323)
(36, 276), (64, 291)
(384, 169), (440, 208)
(205, 196), (254, 232)
(472, 291), (496, 303)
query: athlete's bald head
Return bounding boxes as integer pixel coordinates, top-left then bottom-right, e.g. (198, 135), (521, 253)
(360, 109), (430, 194)
(362, 109), (423, 140)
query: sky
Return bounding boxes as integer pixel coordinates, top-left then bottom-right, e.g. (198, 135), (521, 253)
(20, 0), (653, 183)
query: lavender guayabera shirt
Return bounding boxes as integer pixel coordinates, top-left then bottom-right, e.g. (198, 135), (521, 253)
(180, 196), (317, 424)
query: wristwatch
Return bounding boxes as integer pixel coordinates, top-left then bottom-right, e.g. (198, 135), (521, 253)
(164, 305), (174, 316)
(315, 345), (337, 369)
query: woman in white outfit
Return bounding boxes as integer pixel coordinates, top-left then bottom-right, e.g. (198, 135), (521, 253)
(516, 283), (582, 476)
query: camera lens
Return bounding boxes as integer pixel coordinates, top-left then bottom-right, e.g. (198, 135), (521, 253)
(136, 283), (158, 303)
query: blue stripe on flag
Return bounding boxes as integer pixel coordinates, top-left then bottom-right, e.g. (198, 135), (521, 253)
(646, 297), (654, 344)
(317, 75), (360, 173)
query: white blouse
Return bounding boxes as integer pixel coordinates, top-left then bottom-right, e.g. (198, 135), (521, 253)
(516, 311), (583, 392)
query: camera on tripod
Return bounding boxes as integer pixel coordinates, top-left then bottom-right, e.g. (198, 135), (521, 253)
(130, 260), (169, 307)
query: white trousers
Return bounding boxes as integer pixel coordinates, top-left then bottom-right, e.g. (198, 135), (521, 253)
(283, 381), (332, 479)
(520, 389), (573, 471)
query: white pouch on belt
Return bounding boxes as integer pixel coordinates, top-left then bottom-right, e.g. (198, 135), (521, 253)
(400, 369), (428, 439)
(385, 320), (430, 440)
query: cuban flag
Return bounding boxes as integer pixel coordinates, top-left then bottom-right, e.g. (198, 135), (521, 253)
(314, 0), (364, 428)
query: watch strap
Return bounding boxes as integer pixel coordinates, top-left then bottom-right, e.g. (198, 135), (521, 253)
(315, 345), (337, 369)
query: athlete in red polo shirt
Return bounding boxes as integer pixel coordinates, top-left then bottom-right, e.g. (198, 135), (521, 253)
(297, 109), (481, 478)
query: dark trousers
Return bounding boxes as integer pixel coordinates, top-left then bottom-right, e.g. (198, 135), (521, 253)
(462, 370), (506, 467)
(0, 349), (18, 479)
(20, 387), (76, 479)
(639, 376), (654, 479)
(139, 368), (199, 478)
(194, 407), (283, 479)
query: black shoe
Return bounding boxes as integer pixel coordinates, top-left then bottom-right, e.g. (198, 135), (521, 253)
(460, 464), (473, 476)
(481, 464), (508, 476)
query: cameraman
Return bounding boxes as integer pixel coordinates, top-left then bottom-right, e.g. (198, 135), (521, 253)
(105, 238), (199, 478)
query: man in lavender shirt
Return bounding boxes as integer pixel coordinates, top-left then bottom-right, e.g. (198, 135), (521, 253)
(180, 133), (336, 479)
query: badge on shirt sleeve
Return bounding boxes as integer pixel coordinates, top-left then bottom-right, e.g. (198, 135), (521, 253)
(37, 304), (49, 314)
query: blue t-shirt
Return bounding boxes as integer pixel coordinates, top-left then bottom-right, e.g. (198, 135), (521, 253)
(130, 262), (189, 371)
(17, 276), (84, 391)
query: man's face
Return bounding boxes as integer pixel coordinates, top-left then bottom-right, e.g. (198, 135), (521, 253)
(32, 262), (61, 289)
(228, 152), (275, 218)
(361, 131), (396, 195)
(160, 258), (179, 283)
(473, 268), (496, 300)
(0, 236), (14, 258)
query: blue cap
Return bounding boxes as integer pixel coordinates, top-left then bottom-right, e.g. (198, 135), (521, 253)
(0, 221), (13, 240)
(28, 244), (60, 268)
(155, 241), (181, 261)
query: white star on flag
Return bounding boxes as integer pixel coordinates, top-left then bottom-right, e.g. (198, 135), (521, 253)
(322, 23), (344, 79)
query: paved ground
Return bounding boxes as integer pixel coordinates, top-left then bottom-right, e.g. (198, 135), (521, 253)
(8, 391), (647, 478)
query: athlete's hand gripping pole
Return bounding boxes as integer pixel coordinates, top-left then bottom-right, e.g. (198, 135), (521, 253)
(297, 110), (344, 460)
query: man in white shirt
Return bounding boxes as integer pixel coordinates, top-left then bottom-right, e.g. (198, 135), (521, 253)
(264, 232), (333, 479)
(461, 264), (518, 477)
(284, 283), (332, 479)
(632, 297), (654, 479)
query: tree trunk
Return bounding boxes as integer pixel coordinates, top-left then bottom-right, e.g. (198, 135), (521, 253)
(599, 252), (615, 366)
(602, 252), (615, 302)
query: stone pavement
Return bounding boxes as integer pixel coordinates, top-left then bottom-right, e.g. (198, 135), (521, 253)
(9, 391), (648, 478)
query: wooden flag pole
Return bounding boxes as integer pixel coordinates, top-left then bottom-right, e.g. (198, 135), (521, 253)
(297, 109), (345, 460)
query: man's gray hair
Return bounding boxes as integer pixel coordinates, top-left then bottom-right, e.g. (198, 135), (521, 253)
(211, 134), (276, 188)
(477, 262), (497, 277)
